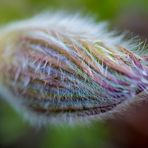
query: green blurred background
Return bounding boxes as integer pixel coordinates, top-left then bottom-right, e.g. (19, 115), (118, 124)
(0, 0), (147, 148)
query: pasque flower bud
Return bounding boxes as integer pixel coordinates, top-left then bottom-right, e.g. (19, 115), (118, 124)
(0, 12), (147, 125)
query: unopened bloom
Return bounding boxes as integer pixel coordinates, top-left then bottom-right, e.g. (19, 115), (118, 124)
(0, 12), (147, 125)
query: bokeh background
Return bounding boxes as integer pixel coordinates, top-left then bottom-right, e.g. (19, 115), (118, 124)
(0, 0), (148, 148)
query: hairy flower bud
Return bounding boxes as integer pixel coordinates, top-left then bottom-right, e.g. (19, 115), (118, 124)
(0, 13), (147, 125)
